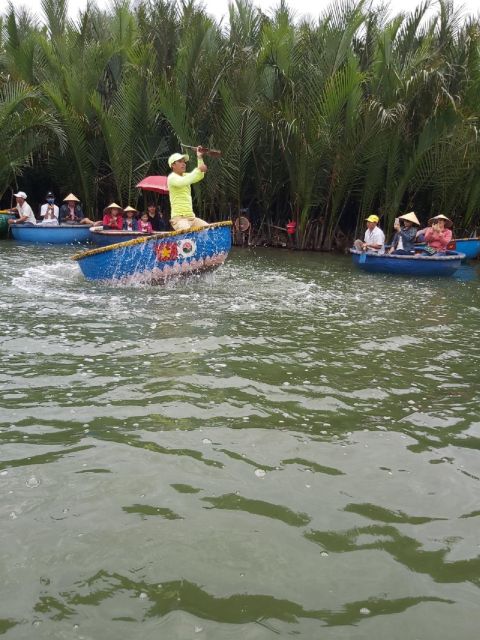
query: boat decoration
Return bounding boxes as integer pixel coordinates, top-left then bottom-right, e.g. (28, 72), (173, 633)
(72, 222), (232, 283)
(350, 249), (465, 277)
(10, 224), (92, 245)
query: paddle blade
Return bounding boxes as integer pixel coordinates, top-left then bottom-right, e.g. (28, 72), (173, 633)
(359, 253), (367, 264)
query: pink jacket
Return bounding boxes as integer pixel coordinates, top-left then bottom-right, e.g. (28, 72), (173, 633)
(424, 227), (452, 251)
(138, 220), (153, 233)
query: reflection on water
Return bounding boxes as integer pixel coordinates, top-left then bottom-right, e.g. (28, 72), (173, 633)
(1, 243), (479, 639)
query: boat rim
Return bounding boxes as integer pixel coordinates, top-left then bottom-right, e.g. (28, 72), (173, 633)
(349, 249), (465, 261)
(72, 221), (232, 261)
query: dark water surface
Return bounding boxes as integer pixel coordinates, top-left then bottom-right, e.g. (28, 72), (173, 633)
(1, 242), (479, 639)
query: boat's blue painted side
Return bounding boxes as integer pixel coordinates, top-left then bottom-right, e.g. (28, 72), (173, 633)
(89, 229), (154, 246)
(10, 225), (92, 244)
(453, 238), (480, 260)
(73, 222), (232, 283)
(350, 249), (464, 276)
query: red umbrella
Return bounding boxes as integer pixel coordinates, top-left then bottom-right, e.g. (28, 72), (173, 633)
(136, 176), (169, 193)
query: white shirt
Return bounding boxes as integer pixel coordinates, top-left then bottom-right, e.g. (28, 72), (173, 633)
(40, 203), (59, 220)
(364, 226), (385, 253)
(15, 201), (36, 225)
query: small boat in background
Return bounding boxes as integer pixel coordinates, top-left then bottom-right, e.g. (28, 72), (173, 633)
(350, 249), (465, 277)
(0, 211), (15, 239)
(72, 222), (232, 283)
(447, 237), (480, 260)
(89, 228), (155, 246)
(10, 224), (92, 245)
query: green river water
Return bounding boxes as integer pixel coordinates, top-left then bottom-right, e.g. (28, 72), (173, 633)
(1, 242), (479, 639)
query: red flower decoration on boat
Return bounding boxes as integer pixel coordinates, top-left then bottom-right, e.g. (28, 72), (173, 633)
(155, 241), (178, 261)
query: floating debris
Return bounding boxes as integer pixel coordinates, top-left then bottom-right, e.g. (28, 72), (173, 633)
(26, 476), (40, 488)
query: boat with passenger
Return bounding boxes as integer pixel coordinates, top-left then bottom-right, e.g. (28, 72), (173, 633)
(72, 222), (232, 283)
(10, 224), (93, 244)
(350, 248), (465, 277)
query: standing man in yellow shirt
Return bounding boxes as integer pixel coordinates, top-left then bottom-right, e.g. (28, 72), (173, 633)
(167, 147), (209, 231)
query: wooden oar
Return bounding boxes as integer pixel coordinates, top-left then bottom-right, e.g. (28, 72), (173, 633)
(180, 143), (222, 158)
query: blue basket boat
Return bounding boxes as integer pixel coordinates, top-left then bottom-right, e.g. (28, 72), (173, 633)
(10, 224), (93, 245)
(445, 238), (480, 260)
(89, 228), (152, 246)
(350, 249), (465, 277)
(72, 222), (232, 283)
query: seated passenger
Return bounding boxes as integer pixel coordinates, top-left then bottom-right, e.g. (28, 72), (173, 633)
(137, 211), (153, 233)
(38, 191), (59, 226)
(59, 193), (94, 225)
(99, 203), (123, 230)
(145, 204), (169, 231)
(146, 203), (161, 230)
(423, 215), (453, 254)
(388, 212), (420, 254)
(157, 209), (169, 231)
(7, 191), (36, 226)
(353, 215), (385, 254)
(123, 206), (139, 231)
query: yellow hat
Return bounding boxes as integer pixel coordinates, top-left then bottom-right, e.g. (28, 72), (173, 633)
(168, 152), (189, 168)
(365, 215), (379, 223)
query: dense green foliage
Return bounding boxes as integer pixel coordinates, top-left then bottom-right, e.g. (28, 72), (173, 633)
(1, 0), (480, 248)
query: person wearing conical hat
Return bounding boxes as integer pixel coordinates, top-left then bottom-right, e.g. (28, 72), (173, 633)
(100, 202), (124, 230)
(423, 214), (453, 254)
(388, 211), (420, 254)
(58, 193), (94, 225)
(123, 206), (139, 231)
(353, 214), (385, 254)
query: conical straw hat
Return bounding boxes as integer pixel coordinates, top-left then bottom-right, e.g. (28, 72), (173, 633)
(123, 205), (138, 213)
(63, 193), (80, 202)
(399, 211), (420, 226)
(428, 214), (453, 228)
(103, 202), (123, 212)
